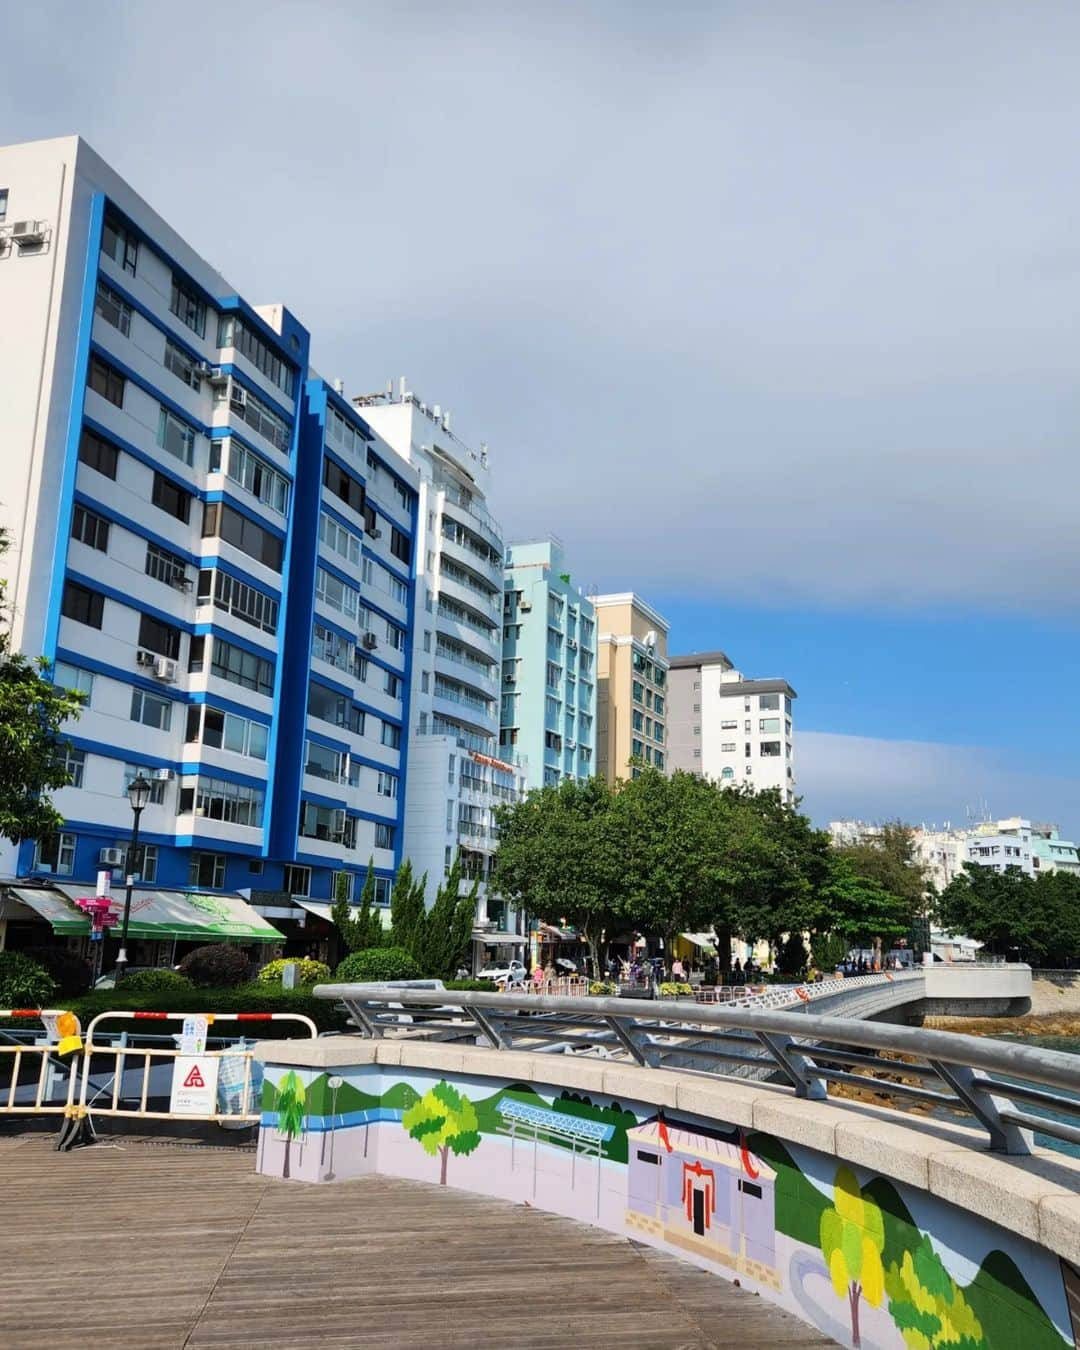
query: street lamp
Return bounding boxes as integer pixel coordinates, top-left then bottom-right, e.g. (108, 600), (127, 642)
(115, 773), (152, 984)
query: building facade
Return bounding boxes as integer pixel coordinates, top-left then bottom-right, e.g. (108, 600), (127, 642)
(593, 594), (670, 781)
(501, 539), (597, 790)
(1031, 825), (1080, 876)
(668, 654), (796, 802)
(0, 136), (417, 915)
(356, 387), (527, 960)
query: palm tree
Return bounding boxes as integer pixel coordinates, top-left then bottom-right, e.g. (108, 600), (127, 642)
(276, 1071), (306, 1180)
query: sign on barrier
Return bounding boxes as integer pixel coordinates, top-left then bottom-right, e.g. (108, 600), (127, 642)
(170, 1056), (220, 1115)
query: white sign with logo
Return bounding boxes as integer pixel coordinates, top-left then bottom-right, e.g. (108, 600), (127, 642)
(170, 1055), (220, 1116)
(179, 1015), (209, 1054)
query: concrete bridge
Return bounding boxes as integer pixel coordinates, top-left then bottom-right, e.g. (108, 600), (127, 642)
(247, 980), (1080, 1350)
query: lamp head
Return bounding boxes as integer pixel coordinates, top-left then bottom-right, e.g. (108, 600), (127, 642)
(127, 773), (153, 813)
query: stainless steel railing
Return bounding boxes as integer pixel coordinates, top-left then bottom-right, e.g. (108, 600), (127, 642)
(314, 984), (1080, 1157)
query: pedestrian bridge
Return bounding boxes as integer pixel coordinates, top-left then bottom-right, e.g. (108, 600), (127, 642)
(249, 980), (1080, 1350)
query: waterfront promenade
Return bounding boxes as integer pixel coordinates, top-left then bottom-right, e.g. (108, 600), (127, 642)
(0, 1133), (832, 1349)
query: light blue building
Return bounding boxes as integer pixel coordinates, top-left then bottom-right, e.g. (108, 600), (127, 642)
(501, 539), (597, 790)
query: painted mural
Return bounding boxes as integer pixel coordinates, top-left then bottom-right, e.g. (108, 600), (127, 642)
(257, 1064), (1079, 1350)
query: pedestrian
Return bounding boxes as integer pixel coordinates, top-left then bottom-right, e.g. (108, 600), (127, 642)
(671, 957), (685, 981)
(532, 963), (544, 988)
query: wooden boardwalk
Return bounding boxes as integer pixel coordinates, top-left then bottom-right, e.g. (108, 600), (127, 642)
(0, 1134), (835, 1349)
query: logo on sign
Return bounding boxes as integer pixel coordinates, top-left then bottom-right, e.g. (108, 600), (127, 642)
(182, 1064), (206, 1089)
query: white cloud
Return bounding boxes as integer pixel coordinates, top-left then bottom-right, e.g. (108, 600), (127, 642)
(798, 731), (1080, 838)
(4, 4), (1080, 609)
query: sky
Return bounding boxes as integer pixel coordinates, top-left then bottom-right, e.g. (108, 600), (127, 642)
(3, 2), (1078, 834)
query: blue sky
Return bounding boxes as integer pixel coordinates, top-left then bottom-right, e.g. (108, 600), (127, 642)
(4, 2), (1079, 836)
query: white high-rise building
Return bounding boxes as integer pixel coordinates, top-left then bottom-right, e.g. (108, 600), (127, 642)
(356, 386), (527, 968)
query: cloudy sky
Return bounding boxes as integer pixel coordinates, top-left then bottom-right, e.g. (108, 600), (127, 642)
(5, 2), (1078, 832)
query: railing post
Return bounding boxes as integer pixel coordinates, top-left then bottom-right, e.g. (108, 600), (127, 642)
(605, 1016), (659, 1067)
(754, 1032), (827, 1099)
(468, 1005), (510, 1050)
(927, 1059), (1033, 1154)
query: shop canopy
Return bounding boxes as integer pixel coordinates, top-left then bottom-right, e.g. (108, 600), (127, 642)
(680, 932), (718, 954)
(6, 885), (283, 943)
(472, 931), (526, 946)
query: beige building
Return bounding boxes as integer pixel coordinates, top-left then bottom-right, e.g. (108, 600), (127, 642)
(593, 593), (670, 781)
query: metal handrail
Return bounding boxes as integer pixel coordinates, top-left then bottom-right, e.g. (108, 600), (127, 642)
(314, 984), (1079, 1157)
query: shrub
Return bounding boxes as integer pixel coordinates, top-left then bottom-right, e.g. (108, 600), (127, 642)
(589, 980), (618, 996)
(65, 984), (350, 1036)
(444, 978), (493, 992)
(177, 944), (251, 989)
(658, 981), (693, 998)
(0, 950), (57, 1007)
(335, 946), (421, 983)
(23, 946), (93, 997)
(120, 969), (193, 993)
(256, 958), (331, 987)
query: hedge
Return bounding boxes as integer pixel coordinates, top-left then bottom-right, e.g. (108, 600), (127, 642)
(335, 947), (420, 983)
(49, 984), (351, 1036)
(256, 958), (331, 987)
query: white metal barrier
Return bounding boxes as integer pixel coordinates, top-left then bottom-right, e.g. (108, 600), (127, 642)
(0, 1009), (83, 1119)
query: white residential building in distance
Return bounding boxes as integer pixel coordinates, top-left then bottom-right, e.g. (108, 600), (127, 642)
(668, 652), (796, 802)
(355, 385), (528, 967)
(831, 819), (1037, 891)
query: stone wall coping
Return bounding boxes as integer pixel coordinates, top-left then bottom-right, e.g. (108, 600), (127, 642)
(253, 1036), (1080, 1264)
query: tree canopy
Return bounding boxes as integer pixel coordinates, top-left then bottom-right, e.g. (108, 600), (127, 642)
(938, 863), (1080, 963)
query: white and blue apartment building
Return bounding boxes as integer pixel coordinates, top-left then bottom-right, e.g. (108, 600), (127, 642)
(0, 136), (418, 917)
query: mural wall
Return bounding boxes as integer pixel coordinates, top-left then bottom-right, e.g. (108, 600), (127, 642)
(257, 1063), (1080, 1350)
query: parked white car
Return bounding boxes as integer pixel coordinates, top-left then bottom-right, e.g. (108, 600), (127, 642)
(476, 959), (527, 986)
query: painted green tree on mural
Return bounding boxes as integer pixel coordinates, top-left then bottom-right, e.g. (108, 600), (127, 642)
(402, 1080), (480, 1185)
(820, 1166), (886, 1349)
(276, 1071), (306, 1181)
(885, 1233), (985, 1350)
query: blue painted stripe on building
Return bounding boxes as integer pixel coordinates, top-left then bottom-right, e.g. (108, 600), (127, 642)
(202, 488), (288, 540)
(87, 339), (215, 439)
(191, 623), (276, 663)
(71, 489), (202, 568)
(82, 413), (201, 496)
(44, 194), (106, 663)
(64, 736), (178, 771)
(174, 762), (269, 789)
(394, 460), (420, 872)
(64, 568), (196, 635)
(55, 647), (187, 700)
(185, 690), (273, 724)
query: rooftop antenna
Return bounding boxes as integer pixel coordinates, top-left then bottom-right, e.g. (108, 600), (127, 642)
(398, 376), (407, 402)
(443, 410), (451, 432)
(386, 380), (393, 399)
(333, 377), (344, 396)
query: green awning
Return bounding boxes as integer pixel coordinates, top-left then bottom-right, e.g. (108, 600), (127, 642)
(8, 885), (283, 943)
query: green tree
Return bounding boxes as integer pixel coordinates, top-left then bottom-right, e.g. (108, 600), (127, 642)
(884, 1233), (984, 1349)
(938, 864), (1080, 964)
(402, 1080), (481, 1184)
(390, 858), (427, 957)
(833, 823), (927, 964)
(331, 860), (384, 954)
(275, 1070), (306, 1181)
(414, 855), (475, 979)
(815, 852), (914, 955)
(0, 531), (85, 844)
(819, 1166), (886, 1348)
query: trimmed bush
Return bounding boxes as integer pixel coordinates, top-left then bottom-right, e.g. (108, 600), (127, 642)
(444, 978), (493, 992)
(0, 950), (57, 1007)
(256, 958), (331, 987)
(589, 980), (618, 996)
(658, 981), (693, 998)
(177, 944), (251, 989)
(120, 969), (193, 993)
(63, 984), (350, 1036)
(23, 946), (93, 997)
(335, 946), (421, 983)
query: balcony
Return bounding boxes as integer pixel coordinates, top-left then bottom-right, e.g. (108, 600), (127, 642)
(440, 525), (503, 587)
(440, 484), (503, 553)
(434, 678), (495, 720)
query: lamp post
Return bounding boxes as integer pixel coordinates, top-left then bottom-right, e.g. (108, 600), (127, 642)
(115, 772), (152, 984)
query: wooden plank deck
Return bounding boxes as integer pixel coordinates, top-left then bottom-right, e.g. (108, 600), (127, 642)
(0, 1134), (835, 1349)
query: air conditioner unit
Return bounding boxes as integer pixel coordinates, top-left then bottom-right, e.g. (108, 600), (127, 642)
(519, 600), (532, 612)
(12, 220), (45, 245)
(503, 674), (516, 684)
(567, 638), (578, 650)
(190, 361), (214, 383)
(208, 367), (229, 386)
(135, 649), (157, 667)
(152, 767), (174, 781)
(366, 527), (382, 540)
(230, 386), (248, 409)
(362, 632), (378, 650)
(153, 657), (178, 682)
(99, 847), (126, 867)
(170, 570), (192, 591)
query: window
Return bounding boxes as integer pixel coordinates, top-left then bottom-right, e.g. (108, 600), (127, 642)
(71, 504), (109, 552)
(53, 661), (94, 700)
(217, 381), (291, 452)
(760, 741), (781, 757)
(61, 580), (103, 629)
(632, 710), (644, 731)
(88, 354), (124, 407)
(654, 722), (664, 743)
(284, 864), (311, 897)
(307, 682), (363, 733)
(720, 719), (738, 730)
(315, 565), (359, 618)
(138, 613), (181, 660)
(170, 275), (207, 337)
(375, 822), (396, 851)
(0, 189), (7, 222)
(759, 694), (780, 711)
(381, 722), (401, 750)
(217, 315), (296, 398)
(632, 680), (644, 704)
(654, 695), (665, 714)
(384, 671), (401, 699)
(311, 623), (352, 673)
(738, 1180), (763, 1199)
(101, 215), (137, 274)
(655, 751), (664, 770)
(62, 745), (85, 788)
(319, 511), (362, 566)
(759, 717), (781, 733)
(374, 877), (392, 907)
(202, 502), (283, 571)
(384, 619), (405, 651)
(146, 541), (188, 587)
(164, 339), (200, 388)
(326, 405), (368, 460)
(631, 738), (644, 758)
(390, 527), (411, 565)
(192, 635), (274, 696)
(190, 852), (227, 889)
(197, 569), (278, 633)
(305, 740), (345, 782)
(95, 280), (132, 336)
(331, 870), (353, 902)
(745, 743), (751, 757)
(322, 457), (365, 514)
(123, 763), (168, 805)
(721, 742), (736, 753)
(300, 802), (355, 847)
(130, 688), (172, 731)
(211, 439), (289, 513)
(134, 844), (159, 883)
(423, 631), (432, 653)
(78, 428), (119, 479)
(377, 771), (398, 798)
(187, 705), (268, 760)
(151, 472), (192, 524)
(157, 406), (196, 466)
(34, 832), (76, 876)
(179, 776), (264, 826)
